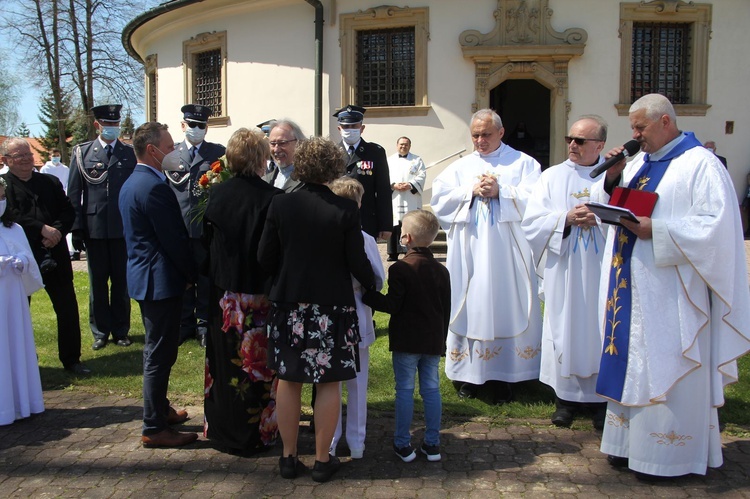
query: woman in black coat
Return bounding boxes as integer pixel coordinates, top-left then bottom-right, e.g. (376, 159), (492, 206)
(258, 137), (375, 482)
(202, 128), (283, 455)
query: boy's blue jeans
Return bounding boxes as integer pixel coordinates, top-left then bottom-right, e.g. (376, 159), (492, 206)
(392, 352), (442, 448)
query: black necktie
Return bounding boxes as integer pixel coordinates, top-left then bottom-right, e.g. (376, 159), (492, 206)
(348, 145), (355, 158)
(105, 145), (113, 162)
(190, 147), (196, 162)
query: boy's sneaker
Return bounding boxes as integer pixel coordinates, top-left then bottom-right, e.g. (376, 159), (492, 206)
(420, 442), (441, 462)
(393, 443), (416, 462)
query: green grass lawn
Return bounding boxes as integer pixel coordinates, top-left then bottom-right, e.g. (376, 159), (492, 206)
(30, 271), (750, 433)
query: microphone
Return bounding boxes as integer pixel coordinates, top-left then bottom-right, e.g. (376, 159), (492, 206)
(589, 140), (641, 178)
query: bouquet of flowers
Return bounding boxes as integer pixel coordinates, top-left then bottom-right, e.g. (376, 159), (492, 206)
(191, 155), (231, 223)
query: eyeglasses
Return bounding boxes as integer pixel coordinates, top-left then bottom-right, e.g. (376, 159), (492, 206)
(565, 136), (603, 146)
(269, 139), (297, 147)
(6, 152), (34, 160)
(186, 121), (207, 129)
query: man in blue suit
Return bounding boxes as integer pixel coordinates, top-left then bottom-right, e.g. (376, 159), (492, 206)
(119, 122), (198, 448)
(166, 104), (226, 347)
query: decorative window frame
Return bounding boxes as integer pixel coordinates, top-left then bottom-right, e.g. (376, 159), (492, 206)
(340, 6), (430, 118)
(145, 54), (158, 122)
(616, 1), (712, 116)
(183, 31), (229, 126)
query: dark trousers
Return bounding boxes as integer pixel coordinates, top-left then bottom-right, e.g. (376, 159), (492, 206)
(85, 238), (130, 341)
(387, 221), (403, 257)
(180, 238), (209, 341)
(139, 295), (182, 435)
(37, 244), (82, 368)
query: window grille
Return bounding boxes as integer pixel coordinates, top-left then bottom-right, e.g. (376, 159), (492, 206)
(631, 22), (691, 104)
(357, 27), (415, 107)
(194, 48), (222, 111)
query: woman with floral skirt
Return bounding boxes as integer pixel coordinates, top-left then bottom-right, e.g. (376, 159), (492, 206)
(202, 128), (283, 454)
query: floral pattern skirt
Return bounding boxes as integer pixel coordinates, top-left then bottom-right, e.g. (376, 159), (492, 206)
(267, 302), (361, 383)
(204, 289), (278, 454)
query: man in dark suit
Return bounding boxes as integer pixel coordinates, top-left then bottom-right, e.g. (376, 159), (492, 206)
(166, 104), (226, 347)
(68, 104), (136, 350)
(119, 122), (197, 448)
(1, 137), (90, 375)
(262, 119), (305, 193)
(704, 140), (728, 168)
(334, 105), (392, 240)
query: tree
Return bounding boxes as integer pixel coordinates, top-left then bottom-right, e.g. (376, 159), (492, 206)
(15, 122), (31, 138)
(2, 0), (155, 142)
(0, 52), (20, 135)
(37, 92), (76, 163)
(121, 111), (135, 140)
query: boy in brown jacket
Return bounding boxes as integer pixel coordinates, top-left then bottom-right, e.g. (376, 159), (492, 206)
(362, 209), (450, 463)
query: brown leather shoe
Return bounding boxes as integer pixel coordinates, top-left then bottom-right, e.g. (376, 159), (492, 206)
(141, 428), (198, 448)
(167, 407), (189, 425)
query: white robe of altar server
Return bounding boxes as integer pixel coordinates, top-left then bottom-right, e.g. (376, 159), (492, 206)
(591, 135), (750, 476)
(521, 158), (606, 402)
(387, 152), (426, 222)
(431, 143), (542, 384)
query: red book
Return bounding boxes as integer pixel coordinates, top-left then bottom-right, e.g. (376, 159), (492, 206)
(609, 187), (659, 217)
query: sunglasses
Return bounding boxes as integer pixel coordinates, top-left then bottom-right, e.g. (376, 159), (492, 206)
(565, 136), (603, 146)
(186, 121), (207, 129)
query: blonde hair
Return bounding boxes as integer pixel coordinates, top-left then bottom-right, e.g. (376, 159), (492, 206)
(329, 176), (364, 205)
(402, 210), (439, 247)
(225, 127), (269, 176)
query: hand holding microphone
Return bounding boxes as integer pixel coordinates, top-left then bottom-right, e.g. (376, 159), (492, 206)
(589, 140), (641, 178)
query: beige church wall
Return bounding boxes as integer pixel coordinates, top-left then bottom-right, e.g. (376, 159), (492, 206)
(129, 0), (750, 200)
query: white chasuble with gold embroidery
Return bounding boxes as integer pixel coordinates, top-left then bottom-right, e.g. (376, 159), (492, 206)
(591, 135), (750, 476)
(431, 144), (543, 384)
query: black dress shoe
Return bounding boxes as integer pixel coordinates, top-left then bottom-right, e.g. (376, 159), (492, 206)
(493, 381), (514, 405)
(551, 407), (574, 427)
(279, 455), (307, 479)
(457, 382), (478, 399)
(311, 455), (341, 483)
(387, 255), (398, 262)
(115, 336), (132, 347)
(64, 363), (92, 375)
(70, 252), (81, 261)
(92, 339), (107, 350)
(607, 455), (629, 468)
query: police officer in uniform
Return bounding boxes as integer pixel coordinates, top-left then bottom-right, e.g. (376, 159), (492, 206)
(68, 104), (136, 350)
(334, 105), (392, 240)
(167, 104), (226, 347)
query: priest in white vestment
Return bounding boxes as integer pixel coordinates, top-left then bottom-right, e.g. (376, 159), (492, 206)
(521, 116), (609, 428)
(431, 108), (542, 403)
(386, 137), (426, 261)
(592, 93), (750, 479)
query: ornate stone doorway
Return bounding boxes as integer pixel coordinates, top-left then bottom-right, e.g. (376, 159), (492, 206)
(460, 0), (587, 166)
(492, 80), (551, 169)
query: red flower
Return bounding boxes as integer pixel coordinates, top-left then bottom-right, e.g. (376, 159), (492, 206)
(240, 329), (274, 382)
(198, 173), (210, 187)
(211, 161), (223, 173)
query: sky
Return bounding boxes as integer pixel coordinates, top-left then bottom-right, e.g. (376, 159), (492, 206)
(7, 0), (161, 137)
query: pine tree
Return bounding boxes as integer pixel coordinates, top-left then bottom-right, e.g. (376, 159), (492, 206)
(121, 111), (135, 140)
(38, 92), (75, 163)
(15, 122), (30, 138)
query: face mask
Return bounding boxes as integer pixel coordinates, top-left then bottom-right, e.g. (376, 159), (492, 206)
(100, 126), (121, 141)
(706, 147), (715, 153)
(51, 156), (61, 165)
(185, 127), (206, 144)
(340, 128), (361, 146)
(0, 199), (6, 218)
(153, 146), (168, 168)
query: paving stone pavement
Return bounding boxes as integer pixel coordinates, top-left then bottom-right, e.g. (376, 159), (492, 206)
(23, 244), (749, 497)
(2, 388), (750, 498)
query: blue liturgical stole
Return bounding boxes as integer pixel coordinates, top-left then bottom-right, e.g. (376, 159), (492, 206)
(596, 132), (702, 402)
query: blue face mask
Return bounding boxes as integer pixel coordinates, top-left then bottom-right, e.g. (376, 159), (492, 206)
(51, 156), (61, 165)
(100, 126), (121, 141)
